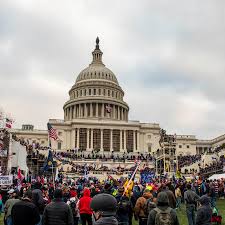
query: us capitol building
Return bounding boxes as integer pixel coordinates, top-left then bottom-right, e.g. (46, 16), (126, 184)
(13, 38), (225, 156)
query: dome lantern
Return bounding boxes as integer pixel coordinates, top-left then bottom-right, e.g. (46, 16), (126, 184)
(91, 37), (104, 66)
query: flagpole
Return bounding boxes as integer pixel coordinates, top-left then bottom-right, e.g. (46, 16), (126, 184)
(123, 162), (140, 196)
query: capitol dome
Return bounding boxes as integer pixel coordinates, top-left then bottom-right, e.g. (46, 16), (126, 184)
(63, 37), (129, 122)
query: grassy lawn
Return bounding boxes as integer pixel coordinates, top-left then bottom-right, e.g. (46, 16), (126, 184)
(0, 200), (224, 225)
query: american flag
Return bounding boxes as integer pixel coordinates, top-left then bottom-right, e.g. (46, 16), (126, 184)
(47, 123), (58, 140)
(5, 118), (13, 129)
(105, 104), (112, 113)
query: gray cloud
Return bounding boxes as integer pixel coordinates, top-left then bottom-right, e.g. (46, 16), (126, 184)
(0, 0), (225, 139)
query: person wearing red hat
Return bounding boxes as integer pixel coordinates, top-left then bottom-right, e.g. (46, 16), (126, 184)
(67, 188), (79, 225)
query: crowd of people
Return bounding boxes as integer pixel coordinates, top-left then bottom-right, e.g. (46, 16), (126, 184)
(178, 155), (201, 168)
(55, 151), (154, 163)
(0, 174), (224, 225)
(199, 156), (224, 175)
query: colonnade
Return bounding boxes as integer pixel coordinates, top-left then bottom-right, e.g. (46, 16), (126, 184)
(65, 103), (128, 121)
(73, 128), (139, 152)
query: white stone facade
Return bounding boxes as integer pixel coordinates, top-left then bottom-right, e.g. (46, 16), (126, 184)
(11, 39), (225, 156)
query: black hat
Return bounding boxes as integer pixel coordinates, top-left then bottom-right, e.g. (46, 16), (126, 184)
(90, 193), (117, 216)
(53, 189), (63, 199)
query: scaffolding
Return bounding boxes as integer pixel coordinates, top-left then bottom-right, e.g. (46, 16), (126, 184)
(155, 129), (177, 175)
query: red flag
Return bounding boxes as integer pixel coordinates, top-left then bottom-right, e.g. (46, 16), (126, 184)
(17, 168), (22, 180)
(5, 118), (12, 129)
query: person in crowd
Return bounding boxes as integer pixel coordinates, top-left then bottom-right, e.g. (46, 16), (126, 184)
(184, 184), (200, 225)
(161, 184), (176, 209)
(147, 192), (179, 225)
(134, 189), (153, 225)
(90, 193), (118, 225)
(4, 189), (20, 225)
(196, 196), (212, 225)
(115, 186), (132, 225)
(32, 181), (45, 225)
(42, 189), (73, 225)
(11, 190), (40, 225)
(78, 188), (93, 225)
(67, 188), (80, 225)
(0, 193), (2, 215)
(175, 185), (182, 210)
(208, 183), (216, 208)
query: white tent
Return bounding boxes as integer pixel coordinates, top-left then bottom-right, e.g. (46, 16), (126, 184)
(208, 173), (225, 180)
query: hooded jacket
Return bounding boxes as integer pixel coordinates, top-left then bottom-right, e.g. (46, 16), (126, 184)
(196, 196), (212, 225)
(79, 189), (92, 215)
(134, 190), (153, 218)
(147, 192), (179, 225)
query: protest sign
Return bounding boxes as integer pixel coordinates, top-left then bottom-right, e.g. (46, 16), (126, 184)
(0, 175), (13, 185)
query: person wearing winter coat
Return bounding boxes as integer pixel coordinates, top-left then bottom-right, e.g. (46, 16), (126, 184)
(32, 182), (45, 217)
(11, 190), (40, 225)
(134, 189), (153, 225)
(90, 193), (118, 225)
(67, 190), (80, 225)
(78, 188), (93, 225)
(196, 196), (212, 225)
(147, 192), (179, 225)
(115, 187), (132, 225)
(42, 189), (73, 225)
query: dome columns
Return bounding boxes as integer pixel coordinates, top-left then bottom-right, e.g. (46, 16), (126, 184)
(64, 102), (128, 121)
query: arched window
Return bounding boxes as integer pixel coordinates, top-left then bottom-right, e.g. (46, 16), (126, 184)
(108, 90), (110, 96)
(89, 89), (91, 95)
(103, 89), (105, 95)
(94, 89), (96, 95)
(84, 89), (86, 96)
(99, 89), (101, 95)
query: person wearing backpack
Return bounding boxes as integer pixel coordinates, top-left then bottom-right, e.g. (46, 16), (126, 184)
(67, 190), (79, 225)
(134, 189), (153, 225)
(115, 187), (132, 225)
(147, 192), (180, 225)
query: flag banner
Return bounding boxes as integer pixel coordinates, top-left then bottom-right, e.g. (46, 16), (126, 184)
(17, 168), (24, 190)
(105, 104), (112, 113)
(176, 170), (182, 179)
(140, 169), (155, 184)
(5, 118), (12, 129)
(43, 149), (54, 171)
(47, 123), (58, 140)
(0, 175), (13, 186)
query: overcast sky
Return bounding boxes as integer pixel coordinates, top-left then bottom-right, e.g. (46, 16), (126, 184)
(1, 0), (225, 139)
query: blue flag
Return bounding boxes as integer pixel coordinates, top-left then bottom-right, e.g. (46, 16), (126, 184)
(43, 149), (54, 171)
